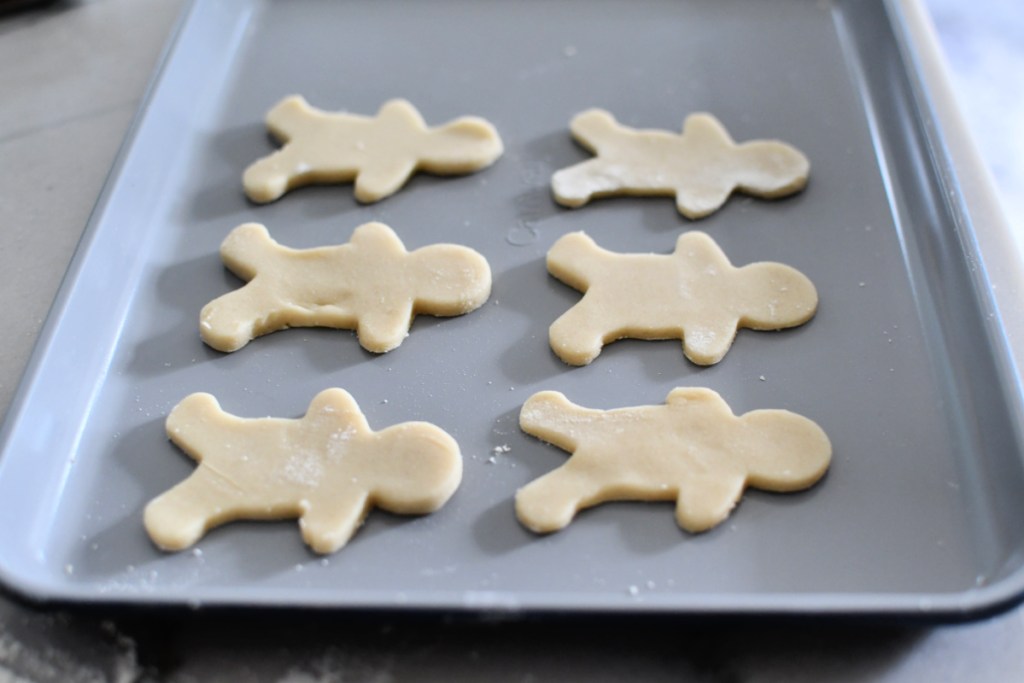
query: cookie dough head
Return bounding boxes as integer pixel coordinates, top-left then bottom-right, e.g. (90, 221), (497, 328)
(416, 116), (505, 171)
(516, 388), (831, 535)
(733, 261), (819, 330)
(736, 409), (833, 492)
(406, 244), (493, 315)
(367, 423), (464, 513)
(144, 389), (463, 554)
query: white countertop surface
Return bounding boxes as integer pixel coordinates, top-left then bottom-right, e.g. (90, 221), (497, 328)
(1, 0), (1023, 680)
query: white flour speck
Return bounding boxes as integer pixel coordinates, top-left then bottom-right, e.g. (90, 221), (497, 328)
(283, 451), (324, 487)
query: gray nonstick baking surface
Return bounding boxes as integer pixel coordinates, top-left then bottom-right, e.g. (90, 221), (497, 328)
(2, 0), (1023, 617)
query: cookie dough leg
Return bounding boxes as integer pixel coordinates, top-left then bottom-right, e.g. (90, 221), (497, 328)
(298, 491), (372, 554)
(144, 469), (249, 551)
(674, 472), (746, 533)
(200, 283), (283, 353)
(681, 317), (738, 366)
(549, 303), (609, 365)
(243, 146), (335, 204)
(515, 465), (603, 533)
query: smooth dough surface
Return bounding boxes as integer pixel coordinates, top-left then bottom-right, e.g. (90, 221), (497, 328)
(546, 230), (817, 366)
(144, 389), (463, 554)
(244, 96), (503, 203)
(551, 109), (809, 219)
(200, 221), (491, 354)
(516, 388), (831, 534)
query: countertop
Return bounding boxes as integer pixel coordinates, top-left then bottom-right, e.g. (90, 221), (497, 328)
(1, 0), (1023, 680)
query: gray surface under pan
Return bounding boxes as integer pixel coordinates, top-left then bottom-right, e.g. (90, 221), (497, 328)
(2, 0), (1024, 618)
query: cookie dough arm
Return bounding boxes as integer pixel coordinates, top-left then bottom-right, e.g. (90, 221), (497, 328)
(681, 315), (739, 366)
(519, 391), (593, 450)
(219, 223), (280, 281)
(353, 158), (418, 203)
(546, 231), (607, 290)
(166, 392), (225, 457)
(264, 95), (318, 142)
(355, 302), (416, 353)
(298, 490), (372, 554)
(674, 471), (746, 533)
(673, 179), (735, 220)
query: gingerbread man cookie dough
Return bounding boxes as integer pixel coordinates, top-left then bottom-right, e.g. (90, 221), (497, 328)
(517, 388), (831, 534)
(144, 389), (463, 554)
(200, 221), (491, 354)
(546, 231), (817, 366)
(244, 96), (504, 203)
(551, 109), (809, 219)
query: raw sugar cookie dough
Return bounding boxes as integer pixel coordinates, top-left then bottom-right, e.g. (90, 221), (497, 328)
(200, 221), (492, 354)
(551, 109), (809, 219)
(516, 388), (831, 534)
(144, 388), (463, 554)
(546, 230), (817, 366)
(244, 96), (504, 204)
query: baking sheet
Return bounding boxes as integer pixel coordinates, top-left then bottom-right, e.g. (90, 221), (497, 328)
(2, 0), (1024, 617)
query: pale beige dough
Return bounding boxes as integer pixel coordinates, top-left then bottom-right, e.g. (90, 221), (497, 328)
(546, 230), (817, 366)
(200, 221), (491, 354)
(244, 96), (503, 204)
(144, 388), (463, 554)
(551, 109), (809, 219)
(517, 388), (831, 534)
